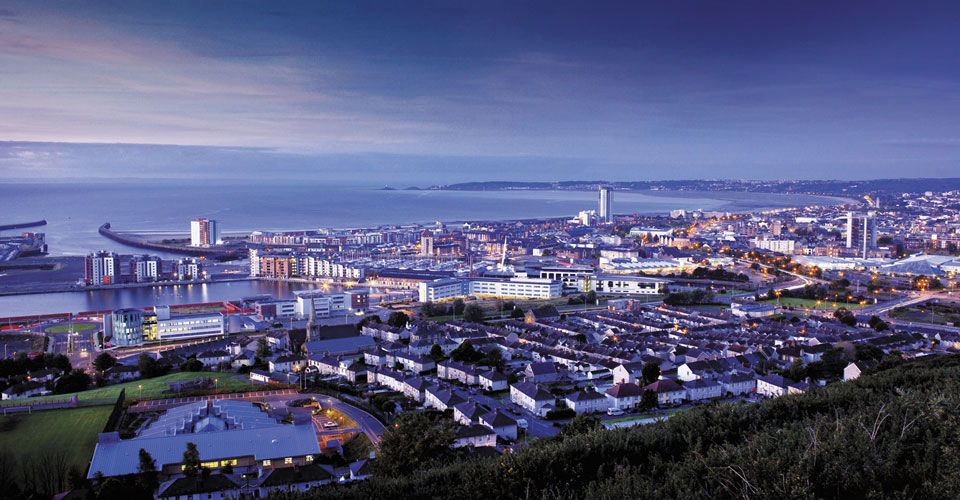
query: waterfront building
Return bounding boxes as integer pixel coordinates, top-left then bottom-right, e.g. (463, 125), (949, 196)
(176, 257), (203, 280)
(129, 255), (161, 283)
(190, 218), (222, 247)
(599, 185), (613, 224)
(84, 250), (119, 285)
(420, 229), (434, 256)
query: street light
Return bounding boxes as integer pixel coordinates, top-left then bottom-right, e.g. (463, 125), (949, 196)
(138, 384), (142, 399)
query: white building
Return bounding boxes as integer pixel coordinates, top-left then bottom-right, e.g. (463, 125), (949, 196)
(419, 277), (562, 302)
(579, 274), (669, 295)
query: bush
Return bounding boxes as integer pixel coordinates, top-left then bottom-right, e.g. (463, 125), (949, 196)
(545, 407), (576, 420)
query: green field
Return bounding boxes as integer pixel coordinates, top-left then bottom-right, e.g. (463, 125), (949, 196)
(889, 303), (960, 326)
(763, 297), (868, 311)
(0, 405), (112, 477)
(45, 322), (97, 333)
(0, 372), (259, 407)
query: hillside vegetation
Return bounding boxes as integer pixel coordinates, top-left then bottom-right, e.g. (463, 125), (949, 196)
(282, 355), (960, 500)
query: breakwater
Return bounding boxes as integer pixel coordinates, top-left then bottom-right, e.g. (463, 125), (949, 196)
(0, 220), (47, 231)
(98, 222), (242, 257)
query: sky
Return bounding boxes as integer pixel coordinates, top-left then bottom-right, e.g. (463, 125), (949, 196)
(1, 1), (959, 184)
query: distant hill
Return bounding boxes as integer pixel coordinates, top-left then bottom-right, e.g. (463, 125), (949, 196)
(419, 178), (960, 197)
(293, 354), (960, 500)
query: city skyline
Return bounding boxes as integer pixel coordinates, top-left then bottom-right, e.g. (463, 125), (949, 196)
(2, 1), (960, 183)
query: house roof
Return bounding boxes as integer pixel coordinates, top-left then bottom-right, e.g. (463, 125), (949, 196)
(480, 409), (516, 428)
(257, 464), (334, 487)
(511, 382), (554, 401)
(158, 474), (239, 497)
(643, 379), (684, 394)
(455, 424), (497, 439)
(88, 423), (321, 478)
(606, 382), (643, 398)
(566, 389), (607, 402)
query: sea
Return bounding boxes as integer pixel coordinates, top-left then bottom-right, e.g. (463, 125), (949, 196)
(0, 181), (847, 316)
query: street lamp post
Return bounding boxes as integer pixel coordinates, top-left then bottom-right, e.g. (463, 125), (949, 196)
(138, 384), (142, 399)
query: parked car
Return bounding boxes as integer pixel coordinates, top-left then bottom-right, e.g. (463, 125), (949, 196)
(606, 407), (625, 416)
(516, 418), (528, 429)
(323, 421), (339, 428)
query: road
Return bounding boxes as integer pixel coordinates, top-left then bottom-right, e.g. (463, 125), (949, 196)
(304, 393), (386, 447)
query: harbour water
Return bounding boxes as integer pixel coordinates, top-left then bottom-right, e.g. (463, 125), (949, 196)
(0, 280), (330, 318)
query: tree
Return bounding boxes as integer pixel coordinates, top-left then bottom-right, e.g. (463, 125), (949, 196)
(427, 343), (445, 362)
(93, 352), (117, 373)
(357, 314), (382, 330)
(481, 347), (505, 372)
(452, 298), (465, 316)
(639, 389), (659, 411)
(510, 307), (525, 320)
(138, 354), (168, 379)
(561, 413), (601, 438)
(584, 290), (597, 304)
(463, 304), (484, 323)
(450, 339), (483, 363)
(137, 448), (158, 492)
(54, 369), (91, 394)
(387, 311), (410, 328)
(377, 412), (455, 476)
(180, 358), (204, 372)
(182, 442), (201, 478)
(642, 361), (661, 385)
(256, 338), (271, 359)
(50, 353), (72, 373)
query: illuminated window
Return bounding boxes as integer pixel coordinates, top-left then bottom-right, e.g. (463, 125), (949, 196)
(284, 457), (293, 464)
(263, 459), (271, 467)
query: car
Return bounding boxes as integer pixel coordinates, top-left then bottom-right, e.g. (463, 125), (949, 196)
(322, 421), (339, 428)
(606, 407), (625, 416)
(516, 418), (528, 429)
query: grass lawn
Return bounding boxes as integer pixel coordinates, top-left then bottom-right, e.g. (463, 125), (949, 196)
(762, 297), (867, 311)
(0, 372), (260, 407)
(45, 322), (97, 333)
(606, 408), (686, 423)
(0, 405), (112, 475)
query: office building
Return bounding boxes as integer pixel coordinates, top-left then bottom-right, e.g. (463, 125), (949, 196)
(599, 186), (613, 224)
(190, 218), (222, 247)
(419, 277), (562, 302)
(577, 274), (669, 295)
(104, 306), (224, 346)
(846, 211), (877, 257)
(294, 289), (369, 320)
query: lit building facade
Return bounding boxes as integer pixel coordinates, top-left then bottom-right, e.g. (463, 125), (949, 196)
(190, 218), (221, 247)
